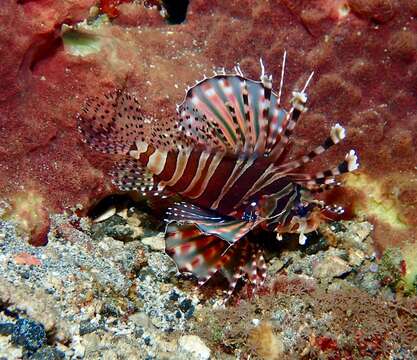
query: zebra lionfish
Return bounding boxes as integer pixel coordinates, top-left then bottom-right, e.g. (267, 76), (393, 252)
(78, 53), (359, 295)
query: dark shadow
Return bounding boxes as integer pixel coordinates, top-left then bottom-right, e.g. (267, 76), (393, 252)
(163, 0), (189, 24)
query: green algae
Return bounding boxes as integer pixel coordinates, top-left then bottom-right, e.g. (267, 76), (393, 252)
(61, 15), (110, 57)
(62, 30), (102, 56)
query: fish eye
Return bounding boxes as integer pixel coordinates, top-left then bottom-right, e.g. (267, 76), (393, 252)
(295, 203), (310, 217)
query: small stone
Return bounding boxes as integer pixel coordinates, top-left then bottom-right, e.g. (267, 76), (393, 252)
(313, 256), (352, 279)
(92, 215), (135, 242)
(179, 299), (192, 312)
(20, 271), (30, 280)
(134, 327), (144, 338)
(11, 318), (46, 352)
(13, 252), (42, 266)
(348, 249), (365, 267)
(30, 346), (65, 360)
(369, 263), (378, 273)
(79, 320), (100, 336)
(0, 322), (15, 335)
(100, 302), (120, 317)
(129, 312), (153, 330)
(177, 335), (211, 360)
(304, 237), (329, 255)
(141, 232), (165, 251)
(107, 225), (135, 242)
(169, 290), (180, 301)
(271, 310), (287, 323)
(147, 252), (176, 281)
(143, 336), (151, 346)
(357, 271), (381, 295)
(184, 307), (195, 320)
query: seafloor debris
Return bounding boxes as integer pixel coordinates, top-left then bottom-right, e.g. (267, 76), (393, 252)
(0, 205), (416, 359)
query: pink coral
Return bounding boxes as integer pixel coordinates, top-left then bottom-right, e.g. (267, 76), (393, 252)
(0, 0), (415, 249)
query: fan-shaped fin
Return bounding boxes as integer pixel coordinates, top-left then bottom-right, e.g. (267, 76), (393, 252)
(165, 222), (229, 281)
(110, 158), (171, 197)
(221, 241), (267, 297)
(77, 90), (148, 155)
(178, 73), (288, 160)
(165, 222), (266, 295)
(165, 202), (255, 244)
(78, 89), (192, 155)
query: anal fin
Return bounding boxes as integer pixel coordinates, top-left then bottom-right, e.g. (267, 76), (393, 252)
(165, 221), (267, 297)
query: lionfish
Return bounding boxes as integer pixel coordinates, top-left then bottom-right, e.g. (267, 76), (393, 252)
(78, 53), (359, 295)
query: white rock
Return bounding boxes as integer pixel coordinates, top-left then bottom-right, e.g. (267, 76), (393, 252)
(141, 232), (165, 251)
(177, 335), (211, 360)
(313, 255), (352, 279)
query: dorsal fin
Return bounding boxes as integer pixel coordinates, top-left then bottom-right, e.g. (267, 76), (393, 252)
(77, 89), (197, 156)
(77, 90), (148, 155)
(178, 73), (289, 160)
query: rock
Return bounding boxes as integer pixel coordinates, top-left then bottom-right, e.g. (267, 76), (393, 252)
(129, 312), (154, 330)
(79, 320), (100, 336)
(141, 233), (165, 251)
(348, 249), (366, 267)
(323, 221), (373, 251)
(177, 335), (211, 360)
(11, 318), (46, 352)
(100, 302), (121, 317)
(0, 322), (15, 335)
(30, 346), (65, 360)
(355, 270), (381, 295)
(147, 252), (177, 282)
(341, 222), (374, 247)
(304, 237), (330, 255)
(312, 256), (352, 280)
(91, 214), (136, 242)
(179, 299), (192, 312)
(169, 290), (180, 302)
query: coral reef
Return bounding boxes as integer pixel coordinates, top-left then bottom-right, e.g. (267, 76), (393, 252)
(0, 0), (416, 251)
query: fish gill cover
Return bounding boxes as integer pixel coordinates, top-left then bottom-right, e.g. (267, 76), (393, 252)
(77, 57), (359, 295)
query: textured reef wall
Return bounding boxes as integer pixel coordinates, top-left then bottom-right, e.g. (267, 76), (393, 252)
(0, 0), (416, 251)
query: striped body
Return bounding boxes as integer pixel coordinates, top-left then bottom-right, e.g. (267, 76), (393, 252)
(131, 142), (295, 218)
(78, 57), (359, 296)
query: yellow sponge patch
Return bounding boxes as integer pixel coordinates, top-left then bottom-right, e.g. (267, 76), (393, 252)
(4, 190), (47, 235)
(345, 173), (408, 230)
